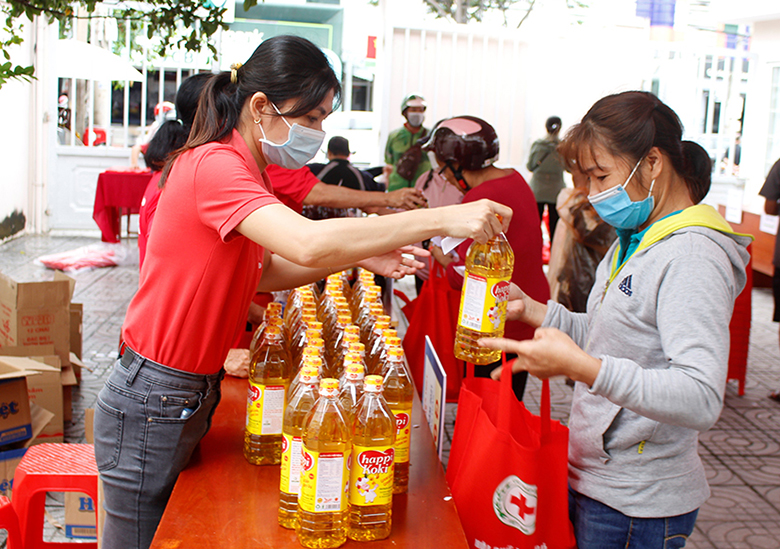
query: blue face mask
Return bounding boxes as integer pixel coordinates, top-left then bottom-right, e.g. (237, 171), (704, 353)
(588, 158), (655, 230)
(257, 103), (325, 170)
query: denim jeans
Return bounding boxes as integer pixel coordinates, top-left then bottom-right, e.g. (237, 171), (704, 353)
(94, 347), (224, 549)
(569, 488), (698, 549)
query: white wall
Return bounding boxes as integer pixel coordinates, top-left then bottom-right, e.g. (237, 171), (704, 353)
(0, 24), (34, 239)
(741, 18), (780, 212)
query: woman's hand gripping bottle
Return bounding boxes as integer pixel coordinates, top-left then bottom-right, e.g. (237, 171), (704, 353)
(279, 363), (321, 529)
(297, 378), (351, 548)
(348, 375), (396, 541)
(244, 324), (292, 465)
(382, 346), (414, 494)
(453, 232), (515, 364)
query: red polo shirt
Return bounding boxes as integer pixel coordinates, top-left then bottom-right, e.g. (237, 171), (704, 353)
(123, 130), (281, 374)
(265, 164), (319, 213)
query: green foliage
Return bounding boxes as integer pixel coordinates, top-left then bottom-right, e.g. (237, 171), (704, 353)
(0, 0), (237, 88)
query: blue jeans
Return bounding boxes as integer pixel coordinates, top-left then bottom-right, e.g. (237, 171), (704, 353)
(569, 489), (698, 549)
(94, 347), (224, 549)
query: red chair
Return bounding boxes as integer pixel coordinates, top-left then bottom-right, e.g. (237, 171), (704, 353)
(11, 443), (98, 549)
(0, 495), (22, 549)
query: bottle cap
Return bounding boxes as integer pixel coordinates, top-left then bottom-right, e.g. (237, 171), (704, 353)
(382, 328), (397, 339)
(309, 337), (325, 349)
(364, 375), (383, 392)
(303, 355), (323, 368)
(319, 378), (339, 397)
(299, 365), (319, 383)
(267, 302), (282, 314)
(388, 347), (405, 360)
(385, 336), (402, 348)
(345, 324), (360, 336)
(377, 315), (392, 324)
(305, 327), (322, 339)
(343, 333), (360, 345)
(345, 362), (364, 380)
(348, 342), (365, 354)
(265, 325), (282, 339)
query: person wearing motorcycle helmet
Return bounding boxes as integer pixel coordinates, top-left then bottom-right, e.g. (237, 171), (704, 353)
(422, 115), (550, 401)
(384, 93), (432, 191)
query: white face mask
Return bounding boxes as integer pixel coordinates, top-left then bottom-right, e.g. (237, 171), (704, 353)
(407, 111), (425, 128)
(257, 103), (326, 170)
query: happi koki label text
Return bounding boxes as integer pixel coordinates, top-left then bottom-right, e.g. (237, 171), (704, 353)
(279, 433), (302, 495)
(349, 446), (395, 506)
(457, 274), (511, 333)
(245, 381), (286, 436)
(299, 448), (350, 513)
(391, 409), (412, 463)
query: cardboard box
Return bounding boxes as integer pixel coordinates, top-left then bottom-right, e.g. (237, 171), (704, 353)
(0, 402), (55, 497)
(0, 355), (63, 443)
(0, 272), (73, 367)
(70, 303), (83, 363)
(65, 492), (97, 539)
(0, 359), (37, 446)
(65, 408), (97, 540)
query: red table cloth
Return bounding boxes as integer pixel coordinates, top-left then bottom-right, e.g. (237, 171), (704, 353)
(92, 169), (153, 243)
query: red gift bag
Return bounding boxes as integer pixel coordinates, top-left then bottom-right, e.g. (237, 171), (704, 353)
(402, 261), (463, 402)
(447, 358), (576, 549)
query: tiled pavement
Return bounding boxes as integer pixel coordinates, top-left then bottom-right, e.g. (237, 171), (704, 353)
(2, 233), (780, 548)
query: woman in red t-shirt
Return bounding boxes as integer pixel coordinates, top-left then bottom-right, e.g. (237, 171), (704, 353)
(423, 116), (550, 401)
(94, 35), (513, 549)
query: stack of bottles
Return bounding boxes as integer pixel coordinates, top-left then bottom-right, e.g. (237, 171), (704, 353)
(242, 269), (415, 548)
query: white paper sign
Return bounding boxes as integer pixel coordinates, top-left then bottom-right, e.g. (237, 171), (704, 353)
(422, 336), (447, 461)
(724, 187), (743, 225)
(760, 213), (779, 236)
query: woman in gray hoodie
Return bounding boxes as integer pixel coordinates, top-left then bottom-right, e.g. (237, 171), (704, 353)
(481, 91), (751, 549)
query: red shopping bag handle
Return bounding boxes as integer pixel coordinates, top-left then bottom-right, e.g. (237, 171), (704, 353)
(497, 353), (552, 437)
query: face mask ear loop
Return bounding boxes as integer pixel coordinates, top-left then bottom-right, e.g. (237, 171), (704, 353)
(621, 157), (643, 189)
(270, 102), (293, 130)
(648, 178), (656, 198)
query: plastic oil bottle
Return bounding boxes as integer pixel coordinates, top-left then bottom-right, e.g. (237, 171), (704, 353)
(278, 363), (321, 529)
(244, 324), (292, 465)
(453, 232), (515, 365)
(382, 346), (414, 494)
(347, 374), (396, 541)
(249, 301), (282, 356)
(338, 355), (365, 424)
(297, 378), (351, 548)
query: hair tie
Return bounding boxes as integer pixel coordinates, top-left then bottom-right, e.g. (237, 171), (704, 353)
(230, 62), (242, 84)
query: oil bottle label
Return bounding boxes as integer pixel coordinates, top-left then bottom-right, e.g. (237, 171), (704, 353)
(349, 445), (394, 506)
(457, 273), (511, 334)
(279, 433), (302, 495)
(246, 382), (286, 435)
(391, 408), (412, 463)
(299, 448), (350, 513)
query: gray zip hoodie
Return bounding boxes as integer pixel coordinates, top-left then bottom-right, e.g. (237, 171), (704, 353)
(542, 206), (750, 517)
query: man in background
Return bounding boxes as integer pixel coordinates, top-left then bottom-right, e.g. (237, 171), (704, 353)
(384, 94), (431, 191)
(309, 136), (381, 191)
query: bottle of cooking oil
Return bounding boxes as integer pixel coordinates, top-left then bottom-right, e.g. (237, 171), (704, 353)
(279, 364), (321, 529)
(383, 346), (414, 494)
(367, 328), (397, 375)
(338, 355), (365, 424)
(297, 378), (351, 548)
(250, 301), (283, 356)
(375, 335), (402, 377)
(339, 342), (366, 389)
(453, 233), (515, 365)
(289, 354), (324, 398)
(347, 374), (395, 541)
(244, 324), (292, 465)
